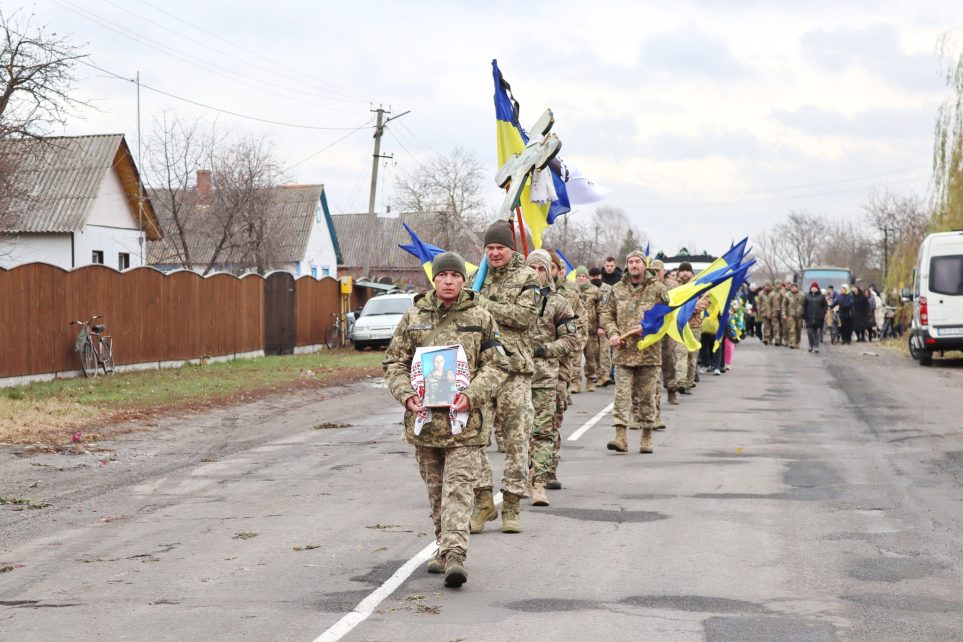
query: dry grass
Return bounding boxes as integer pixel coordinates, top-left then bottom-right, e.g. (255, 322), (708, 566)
(0, 349), (384, 447)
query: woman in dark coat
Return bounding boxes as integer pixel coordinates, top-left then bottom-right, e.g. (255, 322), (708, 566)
(852, 285), (869, 342)
(836, 285), (854, 345)
(802, 282), (829, 353)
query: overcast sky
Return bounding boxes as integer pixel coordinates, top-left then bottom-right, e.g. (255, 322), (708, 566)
(24, 0), (961, 256)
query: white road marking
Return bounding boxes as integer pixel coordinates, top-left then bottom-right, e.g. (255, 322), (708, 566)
(313, 492), (502, 642)
(567, 402), (613, 441)
(314, 397), (611, 640)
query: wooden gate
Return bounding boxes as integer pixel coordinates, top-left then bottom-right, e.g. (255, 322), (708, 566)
(264, 272), (296, 355)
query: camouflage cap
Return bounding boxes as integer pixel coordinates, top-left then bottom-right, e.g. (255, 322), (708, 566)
(625, 250), (646, 263)
(575, 265), (589, 277)
(763, 280), (772, 286)
(650, 259), (665, 270)
(525, 249), (553, 274)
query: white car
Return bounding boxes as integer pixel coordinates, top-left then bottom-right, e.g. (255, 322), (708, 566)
(907, 231), (963, 365)
(350, 292), (416, 350)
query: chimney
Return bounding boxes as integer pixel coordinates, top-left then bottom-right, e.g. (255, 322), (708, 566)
(196, 169), (212, 205)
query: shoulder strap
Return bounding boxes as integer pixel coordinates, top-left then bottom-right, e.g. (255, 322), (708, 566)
(422, 309), (462, 347)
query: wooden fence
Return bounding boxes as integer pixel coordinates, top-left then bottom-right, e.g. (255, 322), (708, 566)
(0, 264), (371, 380)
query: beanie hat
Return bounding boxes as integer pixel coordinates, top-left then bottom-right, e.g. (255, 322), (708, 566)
(431, 251), (467, 280)
(588, 266), (603, 277)
(625, 250), (646, 263)
(650, 259), (665, 270)
(525, 249), (553, 274)
(678, 261), (693, 273)
(810, 281), (819, 290)
(483, 220), (515, 250)
(763, 279), (772, 287)
(575, 265), (589, 277)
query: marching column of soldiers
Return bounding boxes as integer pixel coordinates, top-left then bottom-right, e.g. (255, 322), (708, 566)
(383, 222), (710, 588)
(756, 279), (806, 349)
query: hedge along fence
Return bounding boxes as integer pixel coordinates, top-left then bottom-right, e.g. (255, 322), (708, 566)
(0, 263), (370, 381)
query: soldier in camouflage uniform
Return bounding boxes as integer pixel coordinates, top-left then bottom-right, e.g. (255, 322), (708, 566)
(782, 282), (805, 349)
(575, 266), (601, 391)
(769, 282), (784, 347)
(649, 260), (675, 426)
(468, 221), (541, 534)
(758, 280), (773, 345)
(524, 251), (579, 506)
(781, 279), (794, 347)
(590, 267), (613, 386)
(600, 250), (670, 453)
(383, 252), (510, 588)
(549, 250), (587, 395)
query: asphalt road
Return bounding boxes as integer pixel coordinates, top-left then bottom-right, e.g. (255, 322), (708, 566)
(2, 341), (962, 641)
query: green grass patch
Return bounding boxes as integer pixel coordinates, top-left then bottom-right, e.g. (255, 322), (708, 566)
(0, 349), (384, 445)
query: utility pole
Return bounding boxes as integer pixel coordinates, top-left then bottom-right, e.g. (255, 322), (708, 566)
(361, 106), (409, 278)
(882, 225), (890, 284)
(136, 70), (145, 267)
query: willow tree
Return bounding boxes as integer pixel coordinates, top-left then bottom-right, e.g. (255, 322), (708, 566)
(933, 34), (963, 232)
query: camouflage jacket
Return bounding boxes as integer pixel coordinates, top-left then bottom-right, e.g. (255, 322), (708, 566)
(757, 289), (773, 318)
(783, 291), (805, 318)
(600, 273), (669, 366)
(468, 253), (540, 375)
(769, 290), (785, 318)
(383, 290), (510, 448)
(530, 284), (579, 389)
(578, 281), (602, 332)
(555, 277), (587, 382)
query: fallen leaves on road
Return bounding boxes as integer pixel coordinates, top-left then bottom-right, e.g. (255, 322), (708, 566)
(313, 422), (351, 430)
(416, 604), (441, 615)
(0, 497), (49, 510)
(292, 544), (321, 551)
(100, 515), (131, 523)
(365, 524), (401, 530)
(232, 532), (258, 540)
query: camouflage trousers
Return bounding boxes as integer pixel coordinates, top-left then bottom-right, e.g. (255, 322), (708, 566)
(786, 317), (802, 348)
(476, 373), (534, 498)
(673, 342), (689, 389)
(416, 445), (484, 560)
(530, 386), (558, 484)
(612, 365), (659, 429)
(771, 316), (782, 346)
(581, 333), (599, 383)
(550, 378), (567, 475)
(686, 350), (698, 389)
(761, 317), (773, 344)
(660, 338), (676, 391)
(598, 339), (613, 383)
(782, 316), (793, 346)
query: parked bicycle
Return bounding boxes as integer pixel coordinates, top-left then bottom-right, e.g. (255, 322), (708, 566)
(829, 310), (841, 345)
(324, 312), (346, 350)
(70, 315), (115, 377)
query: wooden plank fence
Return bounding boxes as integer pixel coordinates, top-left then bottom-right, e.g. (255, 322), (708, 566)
(0, 264), (371, 380)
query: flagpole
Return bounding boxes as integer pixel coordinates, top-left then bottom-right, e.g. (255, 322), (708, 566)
(515, 206), (529, 255)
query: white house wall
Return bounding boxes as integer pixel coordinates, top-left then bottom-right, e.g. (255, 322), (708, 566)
(299, 199), (338, 279)
(0, 233), (73, 269)
(73, 225), (144, 269)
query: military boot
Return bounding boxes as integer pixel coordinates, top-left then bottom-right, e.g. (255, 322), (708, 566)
(443, 554), (467, 588)
(545, 476), (562, 490)
(668, 389), (679, 405)
(501, 493), (522, 533)
(571, 382), (581, 394)
(531, 482), (549, 506)
(640, 428), (654, 454)
(426, 549), (444, 574)
(606, 427), (628, 452)
(469, 489), (498, 534)
(586, 380), (596, 392)
(654, 415), (666, 431)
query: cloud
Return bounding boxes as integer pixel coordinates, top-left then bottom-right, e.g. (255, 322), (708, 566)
(639, 129), (766, 160)
(773, 104), (935, 139)
(801, 25), (942, 91)
(639, 26), (751, 78)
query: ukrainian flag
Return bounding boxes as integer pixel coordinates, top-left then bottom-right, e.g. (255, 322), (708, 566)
(399, 223), (477, 280)
(554, 248), (578, 282)
(493, 60), (569, 249)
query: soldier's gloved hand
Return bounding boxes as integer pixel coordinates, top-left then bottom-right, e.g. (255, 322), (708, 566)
(534, 345), (547, 358)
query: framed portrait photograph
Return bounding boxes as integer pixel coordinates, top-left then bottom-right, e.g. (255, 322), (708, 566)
(421, 346), (459, 408)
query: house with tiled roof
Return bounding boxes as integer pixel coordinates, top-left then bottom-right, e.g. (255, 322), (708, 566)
(0, 134), (161, 270)
(331, 211), (481, 287)
(146, 172), (340, 278)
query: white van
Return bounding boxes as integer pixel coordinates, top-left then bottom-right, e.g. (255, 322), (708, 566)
(908, 231), (963, 365)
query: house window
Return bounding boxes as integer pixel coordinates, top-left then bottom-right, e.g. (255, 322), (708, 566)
(118, 253), (130, 270)
(91, 250), (104, 264)
(321, 267), (331, 277)
(310, 266), (318, 278)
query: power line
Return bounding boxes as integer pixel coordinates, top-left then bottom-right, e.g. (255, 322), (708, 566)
(51, 0), (367, 116)
(100, 0), (371, 107)
(285, 121), (374, 171)
(80, 57), (373, 131)
(133, 0), (372, 104)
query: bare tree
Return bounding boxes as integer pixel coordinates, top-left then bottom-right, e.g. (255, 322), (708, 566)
(394, 147), (487, 251)
(934, 33), (963, 231)
(861, 189), (930, 279)
(751, 229), (784, 282)
(0, 9), (88, 238)
(772, 210), (827, 276)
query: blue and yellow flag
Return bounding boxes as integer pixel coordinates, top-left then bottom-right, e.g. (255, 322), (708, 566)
(493, 60), (570, 249)
(399, 223), (476, 280)
(554, 249), (578, 282)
